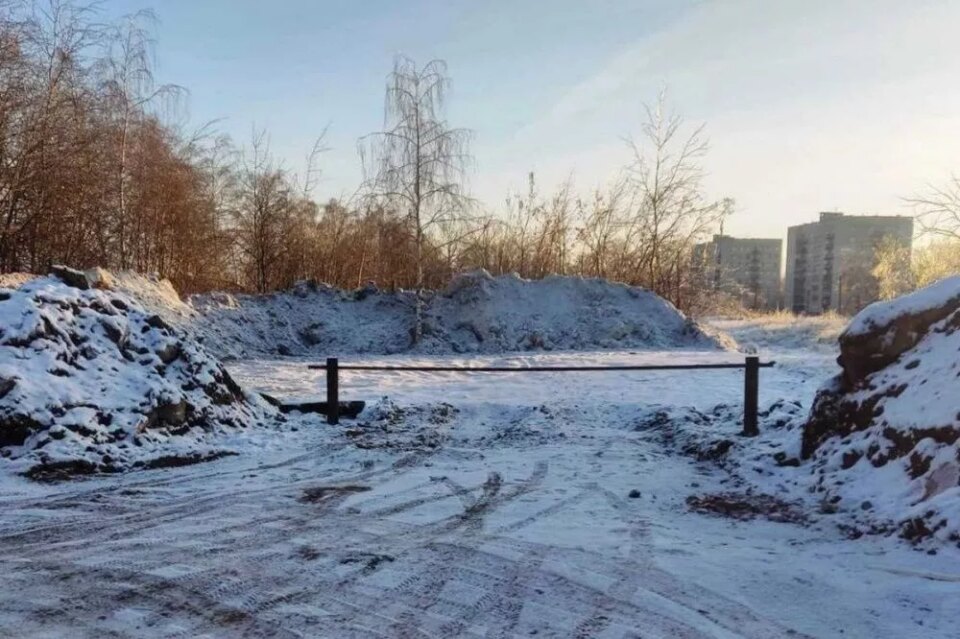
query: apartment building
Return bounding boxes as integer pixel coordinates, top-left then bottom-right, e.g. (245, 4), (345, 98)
(784, 212), (913, 315)
(692, 235), (783, 310)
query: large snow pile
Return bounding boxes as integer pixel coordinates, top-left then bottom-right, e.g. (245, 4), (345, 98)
(188, 280), (417, 358)
(801, 276), (960, 545)
(422, 271), (719, 353)
(188, 270), (722, 358)
(0, 269), (281, 479)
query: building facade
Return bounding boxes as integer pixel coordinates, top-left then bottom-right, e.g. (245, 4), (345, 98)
(692, 235), (783, 310)
(784, 212), (913, 315)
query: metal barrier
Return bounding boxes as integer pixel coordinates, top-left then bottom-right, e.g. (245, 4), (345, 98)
(308, 356), (775, 435)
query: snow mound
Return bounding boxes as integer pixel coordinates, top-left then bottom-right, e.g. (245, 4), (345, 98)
(187, 271), (723, 358)
(802, 276), (960, 545)
(188, 280), (418, 358)
(0, 274), (280, 478)
(109, 270), (196, 320)
(846, 275), (960, 337)
(421, 271), (720, 353)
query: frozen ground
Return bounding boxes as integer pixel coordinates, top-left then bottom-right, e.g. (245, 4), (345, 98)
(2, 336), (958, 638)
(707, 314), (847, 354)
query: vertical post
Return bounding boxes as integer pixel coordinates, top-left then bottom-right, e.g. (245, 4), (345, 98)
(326, 357), (339, 425)
(742, 356), (759, 437)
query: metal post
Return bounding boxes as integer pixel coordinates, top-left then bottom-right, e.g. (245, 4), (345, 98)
(326, 357), (339, 425)
(742, 356), (759, 437)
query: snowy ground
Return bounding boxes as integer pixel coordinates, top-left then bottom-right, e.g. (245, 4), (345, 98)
(1, 338), (958, 637)
(708, 314), (847, 354)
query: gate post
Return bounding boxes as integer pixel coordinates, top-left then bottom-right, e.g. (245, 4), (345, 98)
(326, 357), (339, 425)
(742, 356), (759, 437)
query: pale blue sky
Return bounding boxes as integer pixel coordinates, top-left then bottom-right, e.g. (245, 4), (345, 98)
(102, 0), (960, 238)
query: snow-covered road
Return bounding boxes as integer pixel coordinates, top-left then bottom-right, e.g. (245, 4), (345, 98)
(1, 348), (957, 638)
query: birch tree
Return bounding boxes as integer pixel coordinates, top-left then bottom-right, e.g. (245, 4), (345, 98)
(359, 56), (473, 343)
(100, 9), (182, 268)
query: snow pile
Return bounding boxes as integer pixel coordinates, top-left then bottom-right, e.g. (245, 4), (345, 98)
(188, 271), (723, 358)
(421, 271), (720, 353)
(109, 270), (196, 320)
(0, 271), (281, 478)
(845, 275), (960, 338)
(800, 277), (960, 545)
(188, 280), (418, 358)
(11, 269), (723, 358)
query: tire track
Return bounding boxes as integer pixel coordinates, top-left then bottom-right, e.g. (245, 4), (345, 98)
(0, 433), (816, 639)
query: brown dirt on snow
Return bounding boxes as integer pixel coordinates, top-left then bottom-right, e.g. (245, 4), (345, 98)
(686, 492), (807, 524)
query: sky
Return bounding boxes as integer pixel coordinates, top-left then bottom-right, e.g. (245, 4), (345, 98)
(101, 0), (960, 239)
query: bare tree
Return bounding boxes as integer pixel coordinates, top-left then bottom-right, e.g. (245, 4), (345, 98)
(293, 126), (329, 199)
(359, 55), (473, 343)
(504, 173), (540, 277)
(100, 9), (183, 269)
(577, 179), (627, 279)
(3, 7), (744, 306)
(912, 240), (960, 288)
(623, 91), (726, 306)
(233, 130), (292, 293)
(0, 0), (103, 270)
(907, 174), (960, 241)
(871, 235), (915, 300)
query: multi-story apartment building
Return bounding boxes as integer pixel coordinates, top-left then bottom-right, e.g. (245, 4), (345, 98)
(784, 212), (913, 315)
(692, 235), (783, 310)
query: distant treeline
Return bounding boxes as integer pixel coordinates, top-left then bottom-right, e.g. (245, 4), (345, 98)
(0, 1), (758, 314)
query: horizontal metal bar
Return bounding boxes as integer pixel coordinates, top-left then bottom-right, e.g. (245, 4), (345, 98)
(307, 362), (775, 372)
